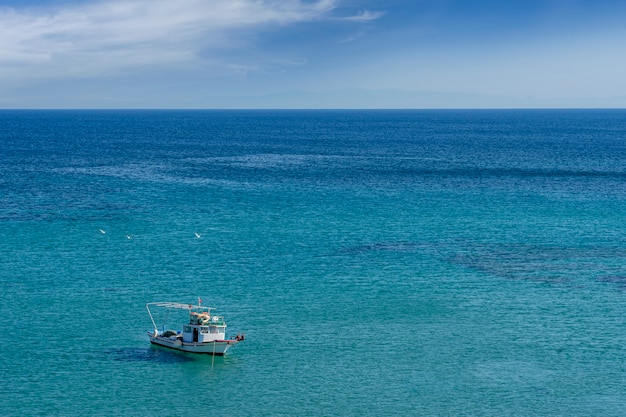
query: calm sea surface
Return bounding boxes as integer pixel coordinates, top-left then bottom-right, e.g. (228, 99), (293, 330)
(2, 110), (626, 416)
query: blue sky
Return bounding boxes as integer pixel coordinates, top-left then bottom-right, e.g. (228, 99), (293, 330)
(1, 0), (625, 108)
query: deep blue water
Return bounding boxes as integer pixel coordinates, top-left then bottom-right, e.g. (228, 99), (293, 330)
(2, 109), (626, 416)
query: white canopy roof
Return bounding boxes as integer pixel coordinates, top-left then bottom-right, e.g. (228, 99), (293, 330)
(146, 302), (215, 311)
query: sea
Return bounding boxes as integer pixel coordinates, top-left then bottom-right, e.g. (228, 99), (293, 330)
(1, 109), (626, 416)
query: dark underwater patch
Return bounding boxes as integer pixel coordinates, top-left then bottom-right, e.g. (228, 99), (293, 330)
(341, 241), (419, 254)
(597, 275), (626, 290)
(104, 347), (194, 363)
(447, 243), (626, 286)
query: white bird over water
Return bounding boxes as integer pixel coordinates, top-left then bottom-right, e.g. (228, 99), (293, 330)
(99, 229), (106, 234)
(195, 232), (201, 238)
(126, 235), (132, 239)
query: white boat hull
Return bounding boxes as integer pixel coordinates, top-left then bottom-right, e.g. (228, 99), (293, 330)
(148, 333), (239, 355)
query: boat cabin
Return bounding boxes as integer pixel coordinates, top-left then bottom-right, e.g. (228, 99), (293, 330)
(182, 311), (226, 343)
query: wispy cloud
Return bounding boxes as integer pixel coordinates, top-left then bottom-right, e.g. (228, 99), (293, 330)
(340, 9), (386, 22)
(0, 0), (381, 81)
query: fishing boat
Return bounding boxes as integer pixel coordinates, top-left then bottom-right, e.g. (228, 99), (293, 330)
(146, 301), (244, 355)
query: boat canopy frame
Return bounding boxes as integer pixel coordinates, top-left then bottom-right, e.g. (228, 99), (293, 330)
(146, 302), (216, 332)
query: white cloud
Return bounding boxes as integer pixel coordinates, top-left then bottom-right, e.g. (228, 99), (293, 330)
(340, 9), (386, 22)
(0, 0), (379, 81)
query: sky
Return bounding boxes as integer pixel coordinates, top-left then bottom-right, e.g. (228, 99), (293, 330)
(1, 0), (626, 108)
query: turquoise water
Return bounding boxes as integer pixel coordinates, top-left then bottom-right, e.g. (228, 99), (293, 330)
(2, 110), (626, 416)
